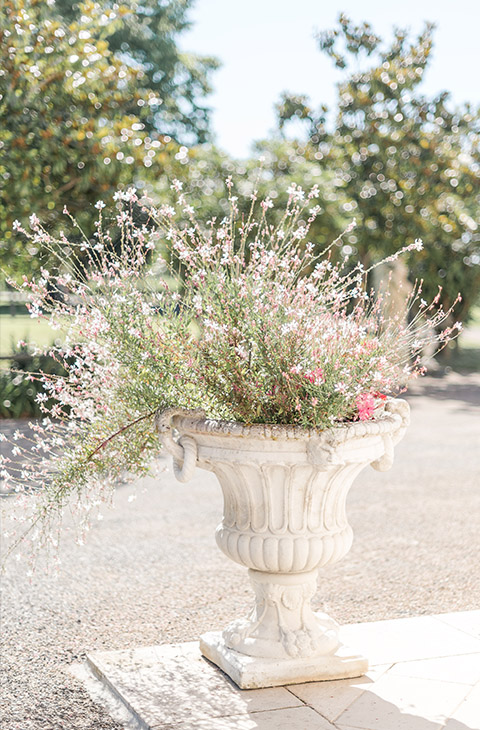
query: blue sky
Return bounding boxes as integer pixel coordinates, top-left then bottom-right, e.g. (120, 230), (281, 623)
(180, 0), (480, 158)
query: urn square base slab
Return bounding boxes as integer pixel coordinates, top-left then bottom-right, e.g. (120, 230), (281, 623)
(200, 630), (368, 689)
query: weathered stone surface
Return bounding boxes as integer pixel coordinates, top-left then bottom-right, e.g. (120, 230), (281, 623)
(87, 641), (303, 727)
(84, 611), (480, 730)
(200, 631), (367, 690)
(158, 400), (409, 686)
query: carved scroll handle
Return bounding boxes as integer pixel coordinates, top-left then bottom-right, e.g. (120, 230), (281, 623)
(385, 398), (410, 445)
(372, 398), (410, 472)
(155, 408), (205, 483)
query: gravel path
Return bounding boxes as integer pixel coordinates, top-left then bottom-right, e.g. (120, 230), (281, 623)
(1, 372), (480, 729)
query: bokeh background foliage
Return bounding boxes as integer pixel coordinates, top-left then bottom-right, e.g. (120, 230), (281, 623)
(277, 16), (480, 321)
(0, 3), (479, 417)
(0, 0), (217, 275)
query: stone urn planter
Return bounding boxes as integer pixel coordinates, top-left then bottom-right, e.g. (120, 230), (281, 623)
(156, 398), (409, 689)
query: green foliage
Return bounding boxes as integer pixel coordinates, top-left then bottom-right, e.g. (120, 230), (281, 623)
(0, 0), (215, 276)
(0, 344), (66, 418)
(317, 15), (381, 69)
(54, 0), (219, 144)
(277, 15), (480, 324)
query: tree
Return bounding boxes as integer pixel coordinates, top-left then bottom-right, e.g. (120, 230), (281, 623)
(277, 16), (480, 324)
(0, 0), (216, 276)
(54, 0), (219, 144)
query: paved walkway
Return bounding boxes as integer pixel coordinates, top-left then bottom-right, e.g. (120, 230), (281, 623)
(1, 372), (479, 729)
(83, 610), (480, 729)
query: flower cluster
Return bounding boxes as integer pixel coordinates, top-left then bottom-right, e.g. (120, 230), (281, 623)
(1, 181), (461, 558)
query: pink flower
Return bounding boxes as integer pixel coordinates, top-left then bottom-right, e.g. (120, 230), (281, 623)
(356, 393), (375, 421)
(304, 367), (324, 385)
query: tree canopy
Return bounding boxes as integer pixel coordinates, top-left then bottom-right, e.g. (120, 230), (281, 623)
(277, 15), (480, 323)
(54, 0), (219, 144)
(0, 0), (217, 275)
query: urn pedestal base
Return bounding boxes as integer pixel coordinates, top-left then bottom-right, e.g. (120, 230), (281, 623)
(200, 630), (368, 689)
(201, 569), (368, 689)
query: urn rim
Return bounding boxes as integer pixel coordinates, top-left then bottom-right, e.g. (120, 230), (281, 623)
(162, 397), (409, 447)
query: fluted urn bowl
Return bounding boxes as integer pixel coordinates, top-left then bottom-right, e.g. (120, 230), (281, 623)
(156, 398), (409, 689)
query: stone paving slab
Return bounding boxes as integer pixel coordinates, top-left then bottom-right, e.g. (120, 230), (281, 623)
(84, 610), (480, 730)
(87, 642), (304, 727)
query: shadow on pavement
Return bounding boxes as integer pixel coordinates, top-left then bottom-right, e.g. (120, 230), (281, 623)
(406, 373), (480, 412)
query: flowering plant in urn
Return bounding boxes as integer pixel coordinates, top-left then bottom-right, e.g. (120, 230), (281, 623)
(2, 180), (460, 688)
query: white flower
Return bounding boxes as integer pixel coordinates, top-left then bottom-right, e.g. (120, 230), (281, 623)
(235, 345), (248, 359)
(286, 183), (305, 201)
(293, 226), (307, 240)
(124, 187), (137, 201)
(113, 188), (137, 202)
(160, 205), (175, 218)
(192, 294), (202, 311)
(95, 200), (105, 210)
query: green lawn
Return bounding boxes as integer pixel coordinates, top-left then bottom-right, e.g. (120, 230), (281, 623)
(0, 315), (64, 355)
